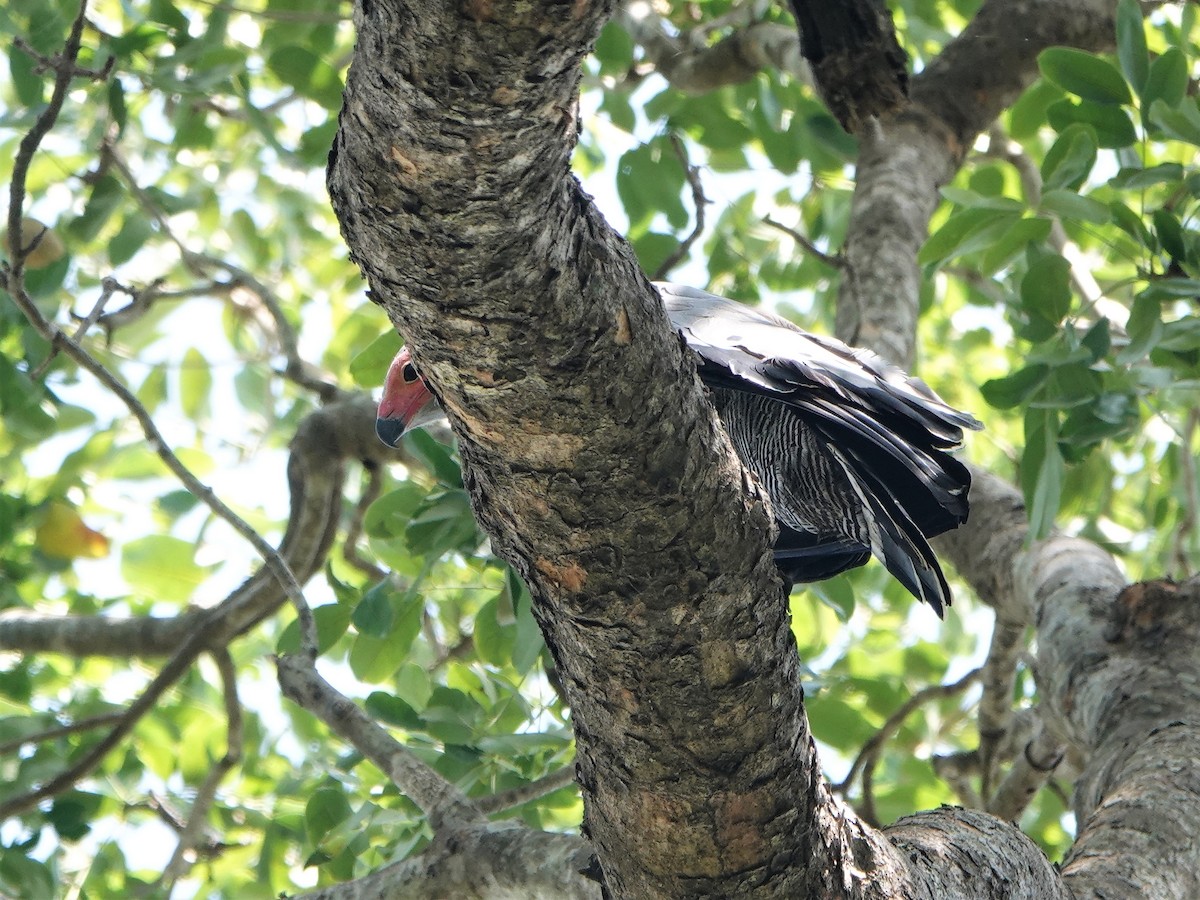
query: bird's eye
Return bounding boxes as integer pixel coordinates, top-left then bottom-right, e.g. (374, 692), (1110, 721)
(402, 363), (419, 384)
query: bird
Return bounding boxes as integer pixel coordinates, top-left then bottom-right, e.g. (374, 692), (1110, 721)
(376, 283), (982, 615)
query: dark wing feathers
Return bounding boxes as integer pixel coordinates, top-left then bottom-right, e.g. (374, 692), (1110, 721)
(657, 282), (980, 612)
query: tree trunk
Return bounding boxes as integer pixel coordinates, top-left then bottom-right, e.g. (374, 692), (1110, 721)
(326, 0), (1200, 896)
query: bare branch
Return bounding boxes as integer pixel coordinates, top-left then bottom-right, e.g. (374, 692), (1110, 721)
(476, 765), (578, 815)
(154, 648), (244, 892)
(763, 214), (846, 270)
(276, 654), (483, 830)
(931, 749), (984, 809)
(0, 710), (126, 755)
(5, 0), (94, 282)
(343, 463), (389, 580)
(613, 6), (810, 94)
(978, 618), (1027, 798)
(987, 718), (1064, 822)
(652, 135), (708, 280)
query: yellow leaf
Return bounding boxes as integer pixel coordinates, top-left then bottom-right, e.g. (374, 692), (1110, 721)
(36, 501), (110, 560)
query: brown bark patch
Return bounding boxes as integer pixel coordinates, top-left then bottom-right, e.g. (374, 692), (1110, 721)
(390, 147), (418, 177)
(462, 0), (492, 22)
(535, 557), (587, 592)
(714, 789), (775, 870)
(491, 85), (520, 106)
(614, 307), (632, 345)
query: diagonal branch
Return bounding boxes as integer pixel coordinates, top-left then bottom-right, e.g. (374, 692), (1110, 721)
(276, 654), (484, 830)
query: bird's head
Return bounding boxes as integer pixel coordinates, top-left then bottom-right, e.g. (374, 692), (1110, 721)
(376, 347), (442, 447)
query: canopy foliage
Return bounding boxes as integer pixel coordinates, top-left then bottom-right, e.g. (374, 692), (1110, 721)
(1, 0), (1198, 895)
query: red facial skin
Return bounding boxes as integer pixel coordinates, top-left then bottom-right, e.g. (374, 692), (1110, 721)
(376, 347), (440, 446)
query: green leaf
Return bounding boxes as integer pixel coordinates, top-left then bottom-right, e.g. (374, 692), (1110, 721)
(407, 429), (463, 488)
(395, 663), (433, 711)
(276, 604), (353, 655)
(46, 791), (102, 841)
(474, 594), (515, 666)
(348, 330), (401, 388)
(1041, 125), (1097, 192)
(1021, 254), (1073, 323)
(1118, 291), (1164, 362)
(9, 45), (44, 107)
(1152, 208), (1186, 260)
(1140, 47), (1187, 110)
(363, 482), (425, 539)
(306, 788), (352, 843)
(1116, 0), (1149, 92)
(365, 691), (422, 729)
(593, 21), (633, 76)
(267, 46), (345, 110)
(351, 581), (394, 638)
(981, 364), (1050, 410)
(108, 213), (154, 266)
(179, 347), (211, 419)
(349, 632), (409, 683)
(348, 593), (422, 680)
(979, 217), (1053, 274)
(1138, 278), (1200, 300)
(1081, 317), (1112, 360)
(616, 142), (687, 232)
(1038, 48), (1131, 105)
(1022, 409), (1065, 541)
(918, 208), (1019, 266)
(108, 78), (128, 136)
(1039, 188), (1110, 224)
(68, 175), (124, 243)
(121, 535), (211, 604)
(1045, 99), (1136, 148)
(1009, 79), (1063, 140)
(938, 186), (1023, 211)
(1148, 98), (1200, 146)
(808, 576), (855, 620)
(1108, 200), (1152, 247)
(1108, 163), (1184, 190)
(137, 365), (169, 413)
(805, 692), (875, 751)
(421, 686), (479, 745)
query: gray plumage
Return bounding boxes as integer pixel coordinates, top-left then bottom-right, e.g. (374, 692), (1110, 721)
(658, 282), (982, 615)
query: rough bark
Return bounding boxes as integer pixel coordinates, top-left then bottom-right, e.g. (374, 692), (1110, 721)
(327, 0), (917, 895)
(785, 0), (908, 133)
(322, 0), (1200, 896)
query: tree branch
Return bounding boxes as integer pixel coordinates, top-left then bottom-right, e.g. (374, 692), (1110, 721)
(276, 654), (483, 830)
(613, 6), (810, 94)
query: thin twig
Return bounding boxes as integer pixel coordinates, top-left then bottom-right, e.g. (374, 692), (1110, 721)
(343, 464), (388, 580)
(5, 0), (95, 282)
(986, 717), (1064, 822)
(931, 749), (984, 809)
(652, 135), (708, 280)
(978, 619), (1027, 799)
(154, 649), (244, 893)
(835, 667), (981, 825)
(0, 609), (220, 818)
(476, 765), (577, 815)
(104, 142), (338, 399)
(763, 214), (846, 270)
(0, 710), (126, 755)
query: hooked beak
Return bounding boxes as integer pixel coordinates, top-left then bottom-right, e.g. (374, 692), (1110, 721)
(376, 347), (442, 447)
